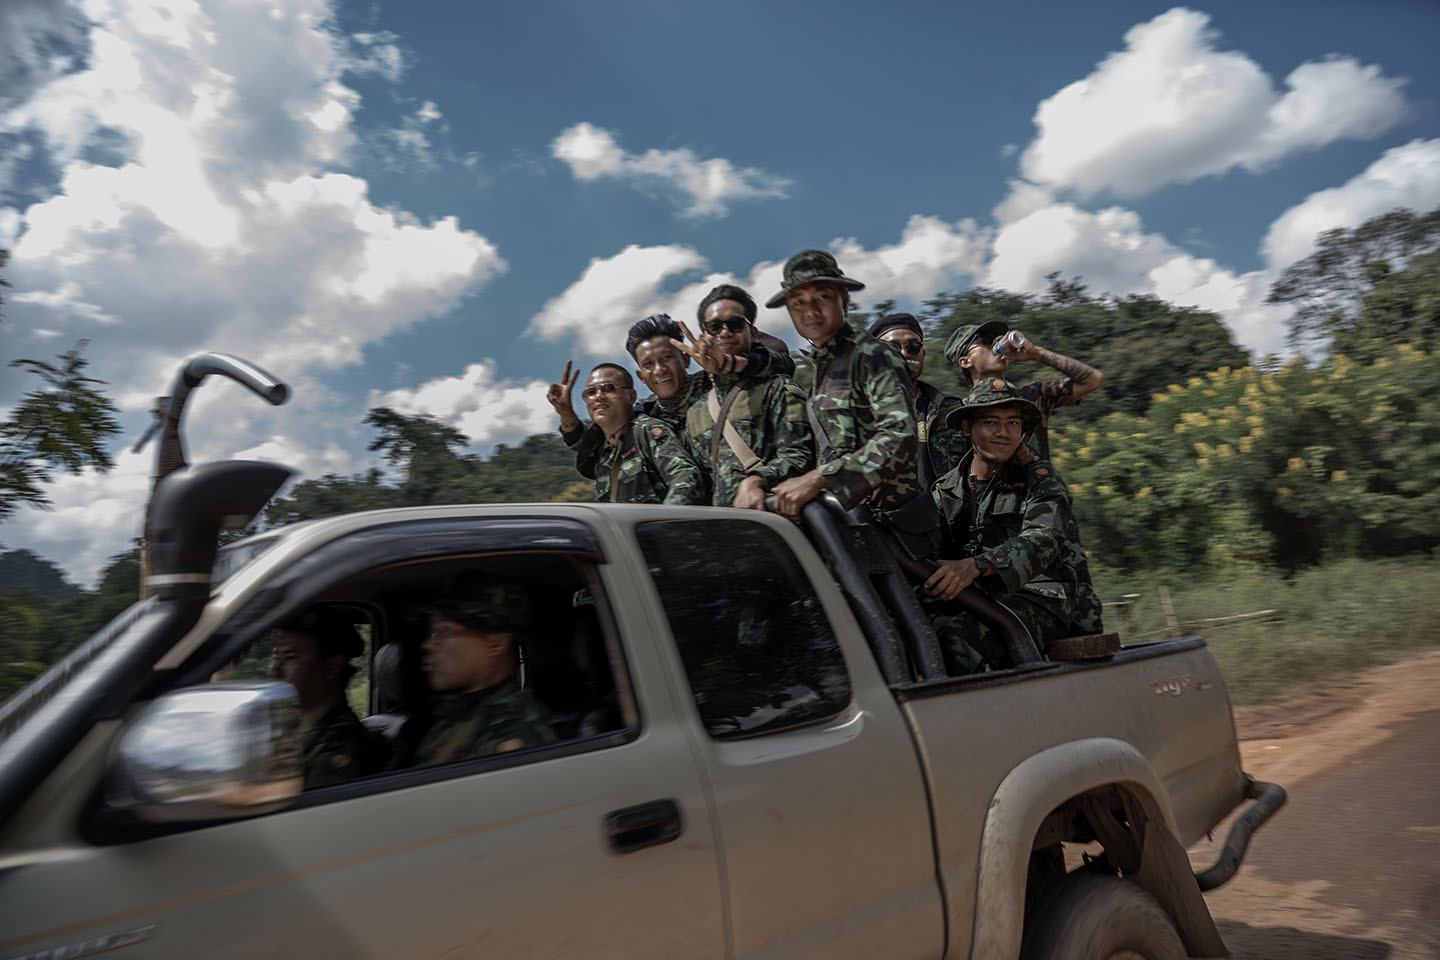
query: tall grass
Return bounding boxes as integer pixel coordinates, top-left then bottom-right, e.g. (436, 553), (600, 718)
(1094, 556), (1440, 704)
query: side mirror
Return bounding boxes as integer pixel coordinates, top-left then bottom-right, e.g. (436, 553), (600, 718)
(107, 682), (303, 823)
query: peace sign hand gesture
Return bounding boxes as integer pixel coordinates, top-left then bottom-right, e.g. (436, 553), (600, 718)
(546, 360), (582, 429)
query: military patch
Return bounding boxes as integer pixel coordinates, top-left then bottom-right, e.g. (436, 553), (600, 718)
(1036, 467), (1050, 477)
(917, 421), (928, 442)
(650, 426), (666, 441)
(327, 753), (351, 771)
(992, 378), (1006, 389)
(621, 445), (638, 460)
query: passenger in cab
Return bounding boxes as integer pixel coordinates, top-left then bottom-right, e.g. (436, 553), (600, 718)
(413, 575), (558, 766)
(766, 250), (919, 519)
(271, 608), (383, 789)
(943, 321), (1104, 460)
(674, 284), (813, 510)
(922, 380), (1103, 672)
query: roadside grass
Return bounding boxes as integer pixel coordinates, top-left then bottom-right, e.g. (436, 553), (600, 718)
(1094, 556), (1440, 705)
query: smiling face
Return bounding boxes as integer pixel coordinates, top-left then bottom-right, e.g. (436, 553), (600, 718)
(962, 404), (1026, 469)
(784, 282), (847, 346)
(700, 298), (754, 356)
(880, 327), (925, 385)
(582, 366), (636, 433)
(633, 336), (689, 399)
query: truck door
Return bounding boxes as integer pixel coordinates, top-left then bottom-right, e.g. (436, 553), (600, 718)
(0, 518), (724, 960)
(636, 517), (946, 960)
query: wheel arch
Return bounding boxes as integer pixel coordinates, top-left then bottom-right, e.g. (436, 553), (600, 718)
(969, 737), (1222, 960)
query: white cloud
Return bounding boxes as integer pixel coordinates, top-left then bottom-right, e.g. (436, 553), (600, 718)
(344, 30), (406, 82)
(0, 0), (505, 585)
(370, 362), (555, 450)
(1019, 7), (1408, 198)
(0, 0), (90, 115)
(551, 122), (791, 219)
(1262, 138), (1440, 269)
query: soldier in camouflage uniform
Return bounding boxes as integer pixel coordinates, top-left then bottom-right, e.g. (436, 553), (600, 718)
(414, 574), (558, 766)
(943, 320), (1105, 460)
(572, 363), (706, 504)
(766, 250), (919, 518)
(271, 608), (383, 789)
(921, 380), (1103, 673)
(548, 315), (796, 473)
(676, 284), (813, 509)
(869, 313), (969, 489)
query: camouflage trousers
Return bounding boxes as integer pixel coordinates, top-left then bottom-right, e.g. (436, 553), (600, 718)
(919, 590), (1068, 675)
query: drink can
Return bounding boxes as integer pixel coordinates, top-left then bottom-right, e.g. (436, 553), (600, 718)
(992, 330), (1026, 357)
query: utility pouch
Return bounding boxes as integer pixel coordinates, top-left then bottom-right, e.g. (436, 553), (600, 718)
(877, 491), (942, 562)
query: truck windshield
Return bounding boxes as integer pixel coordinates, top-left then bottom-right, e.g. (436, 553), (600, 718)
(212, 535), (281, 586)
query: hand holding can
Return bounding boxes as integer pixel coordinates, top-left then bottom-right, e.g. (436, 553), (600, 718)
(992, 330), (1026, 357)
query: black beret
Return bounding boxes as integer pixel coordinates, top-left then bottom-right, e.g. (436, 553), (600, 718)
(867, 313), (923, 339)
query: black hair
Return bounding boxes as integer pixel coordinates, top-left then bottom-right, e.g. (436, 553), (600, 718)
(697, 284), (757, 325)
(286, 608), (363, 688)
(625, 314), (684, 360)
(590, 363), (634, 389)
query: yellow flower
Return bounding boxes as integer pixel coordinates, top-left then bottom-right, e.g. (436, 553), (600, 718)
(1372, 356), (1392, 369)
(1135, 486), (1153, 499)
(1194, 441), (1215, 457)
(1276, 486), (1293, 496)
(1250, 425), (1265, 438)
(1238, 436), (1254, 453)
(1196, 457), (1211, 469)
(1174, 423), (1188, 434)
(1244, 382), (1262, 396)
(1187, 377), (1204, 388)
(1287, 457), (1306, 471)
(1217, 443), (1235, 458)
(1331, 470), (1348, 482)
(1168, 383), (1184, 394)
(1106, 431), (1123, 440)
(1202, 388), (1217, 397)
(1077, 447), (1091, 459)
(1098, 485), (1114, 495)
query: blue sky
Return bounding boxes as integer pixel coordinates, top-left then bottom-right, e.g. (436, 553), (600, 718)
(1, 0), (1438, 584)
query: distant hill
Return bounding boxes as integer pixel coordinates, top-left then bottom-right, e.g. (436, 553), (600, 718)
(0, 550), (82, 600)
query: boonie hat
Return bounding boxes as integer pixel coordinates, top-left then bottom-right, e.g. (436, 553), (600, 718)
(947, 378), (1042, 433)
(765, 249), (866, 309)
(943, 320), (1010, 365)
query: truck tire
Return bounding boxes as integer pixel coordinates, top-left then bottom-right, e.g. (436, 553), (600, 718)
(1020, 874), (1187, 960)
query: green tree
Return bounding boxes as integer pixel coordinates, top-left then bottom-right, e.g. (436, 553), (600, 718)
(1268, 206), (1440, 355)
(0, 343), (121, 520)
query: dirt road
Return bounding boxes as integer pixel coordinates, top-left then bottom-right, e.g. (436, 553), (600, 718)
(1188, 650), (1440, 959)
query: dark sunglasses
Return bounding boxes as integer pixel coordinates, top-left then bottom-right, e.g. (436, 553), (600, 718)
(886, 340), (925, 357)
(701, 317), (750, 335)
(582, 381), (624, 399)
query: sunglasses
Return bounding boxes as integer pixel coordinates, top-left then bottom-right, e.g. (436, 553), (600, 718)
(701, 317), (750, 335)
(582, 381), (624, 399)
(886, 340), (925, 357)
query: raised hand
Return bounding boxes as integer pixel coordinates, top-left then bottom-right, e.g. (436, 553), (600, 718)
(546, 360), (582, 428)
(670, 321), (728, 375)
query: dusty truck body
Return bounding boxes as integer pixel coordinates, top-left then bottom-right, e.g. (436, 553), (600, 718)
(0, 472), (1281, 960)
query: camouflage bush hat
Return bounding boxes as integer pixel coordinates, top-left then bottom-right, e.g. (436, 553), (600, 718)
(765, 249), (866, 309)
(942, 320), (1009, 364)
(425, 572), (531, 636)
(948, 378), (1042, 433)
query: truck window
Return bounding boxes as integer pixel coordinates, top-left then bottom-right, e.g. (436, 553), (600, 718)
(205, 551), (634, 792)
(637, 519), (851, 739)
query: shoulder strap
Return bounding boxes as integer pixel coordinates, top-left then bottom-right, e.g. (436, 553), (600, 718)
(804, 337), (857, 464)
(608, 424), (629, 503)
(707, 382), (763, 476)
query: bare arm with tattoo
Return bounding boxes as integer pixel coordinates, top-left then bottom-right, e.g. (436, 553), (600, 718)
(1010, 341), (1105, 401)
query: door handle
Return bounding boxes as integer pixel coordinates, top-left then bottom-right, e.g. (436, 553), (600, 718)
(603, 799), (683, 853)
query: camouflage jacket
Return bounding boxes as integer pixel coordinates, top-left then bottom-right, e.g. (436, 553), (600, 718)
(413, 677), (558, 767)
(808, 326), (919, 510)
(932, 452), (1102, 635)
(589, 414), (706, 504)
(685, 370), (813, 506)
(915, 379), (968, 489)
(300, 700), (382, 789)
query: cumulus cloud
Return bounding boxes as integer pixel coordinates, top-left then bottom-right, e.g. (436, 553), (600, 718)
(343, 30), (406, 82)
(0, 0), (90, 115)
(1262, 138), (1440, 269)
(1019, 7), (1408, 198)
(370, 362), (555, 449)
(0, 0), (504, 583)
(528, 215), (988, 363)
(551, 122), (791, 218)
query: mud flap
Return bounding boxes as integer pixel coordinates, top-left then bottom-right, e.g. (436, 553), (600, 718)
(1135, 817), (1230, 959)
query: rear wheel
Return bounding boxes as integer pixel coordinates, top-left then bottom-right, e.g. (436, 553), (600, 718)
(1021, 874), (1186, 960)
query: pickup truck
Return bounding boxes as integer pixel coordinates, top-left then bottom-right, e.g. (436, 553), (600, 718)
(0, 360), (1284, 960)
